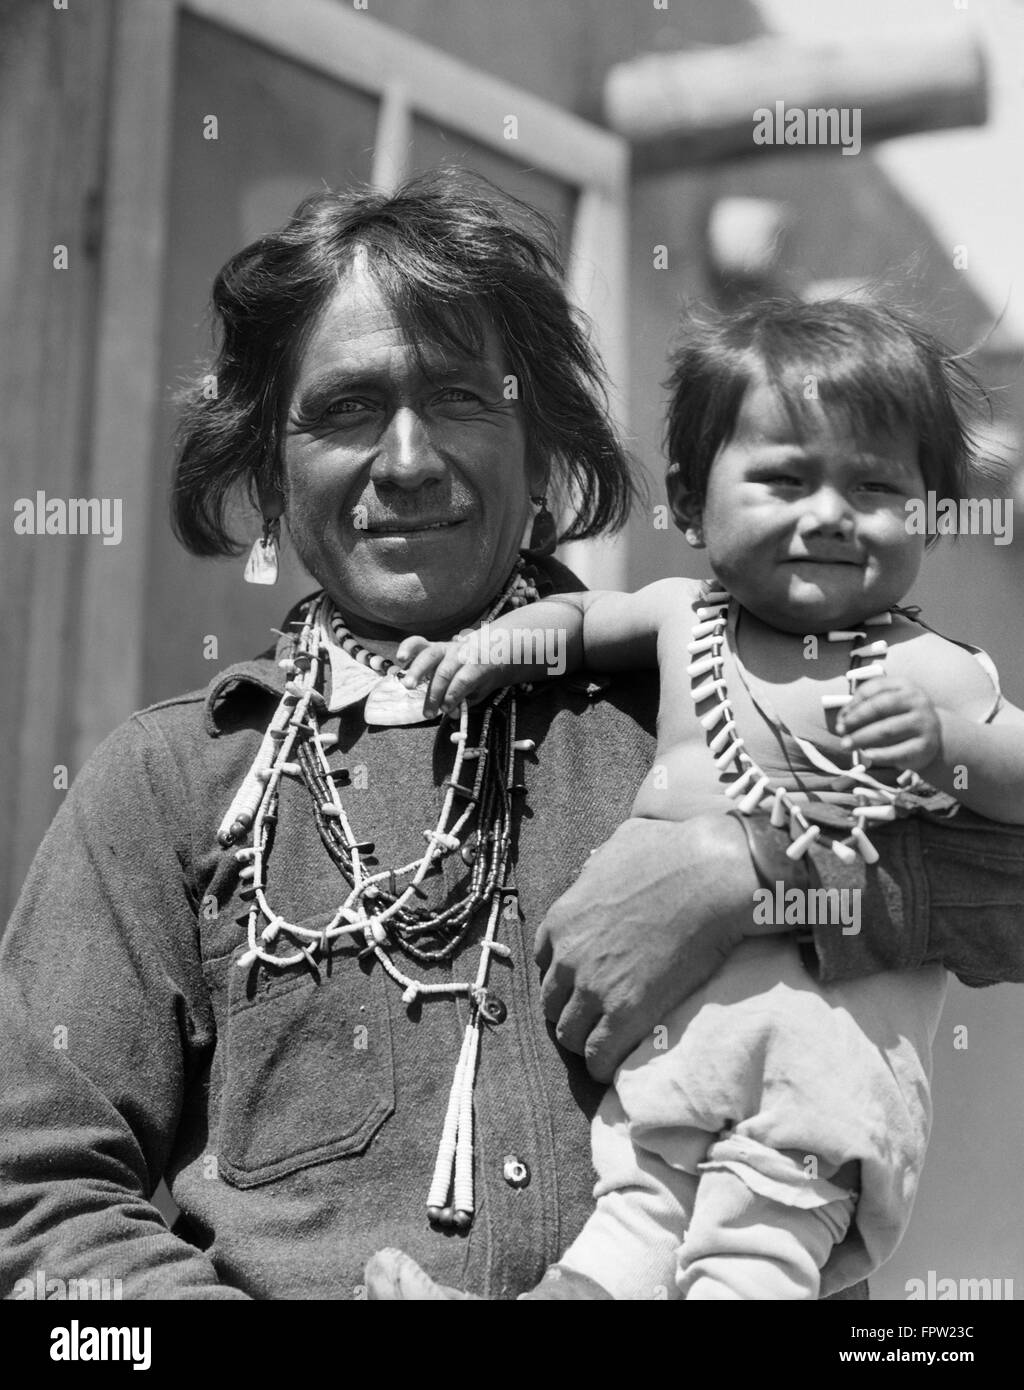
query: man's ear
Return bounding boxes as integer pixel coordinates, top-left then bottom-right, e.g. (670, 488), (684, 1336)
(666, 468), (705, 548)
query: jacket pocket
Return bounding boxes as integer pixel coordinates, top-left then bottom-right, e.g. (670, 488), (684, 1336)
(215, 949), (396, 1188)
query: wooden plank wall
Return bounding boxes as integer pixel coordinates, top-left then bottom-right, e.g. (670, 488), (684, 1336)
(0, 0), (115, 918)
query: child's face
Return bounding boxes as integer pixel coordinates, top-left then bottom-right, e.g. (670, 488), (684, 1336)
(693, 378), (927, 633)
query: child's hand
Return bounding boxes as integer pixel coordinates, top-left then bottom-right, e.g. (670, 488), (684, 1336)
(394, 634), (503, 718)
(835, 676), (942, 772)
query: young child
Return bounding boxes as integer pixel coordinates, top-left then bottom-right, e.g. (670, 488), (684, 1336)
(385, 299), (1024, 1299)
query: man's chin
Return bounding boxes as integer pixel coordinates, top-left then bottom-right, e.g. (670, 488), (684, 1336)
(327, 572), (491, 639)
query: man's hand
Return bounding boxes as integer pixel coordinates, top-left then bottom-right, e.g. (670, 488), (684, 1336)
(365, 1248), (480, 1300)
(534, 815), (759, 1082)
(835, 676), (941, 771)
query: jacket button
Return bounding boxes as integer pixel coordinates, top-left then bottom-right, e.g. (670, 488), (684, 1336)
(503, 1154), (530, 1188)
(480, 992), (507, 1025)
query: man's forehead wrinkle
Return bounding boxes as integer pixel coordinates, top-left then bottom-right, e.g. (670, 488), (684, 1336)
(296, 344), (499, 399)
(360, 248), (494, 351)
(401, 313), (498, 381)
(297, 334), (505, 400)
(292, 267), (509, 407)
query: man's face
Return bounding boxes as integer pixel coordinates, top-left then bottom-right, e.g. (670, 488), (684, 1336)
(686, 378), (927, 632)
(282, 262), (536, 640)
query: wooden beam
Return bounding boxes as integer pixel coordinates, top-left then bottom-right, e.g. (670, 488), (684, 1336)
(185, 0), (626, 194)
(606, 30), (987, 173)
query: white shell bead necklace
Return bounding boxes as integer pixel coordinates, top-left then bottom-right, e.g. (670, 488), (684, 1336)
(691, 580), (922, 863)
(216, 562), (541, 1231)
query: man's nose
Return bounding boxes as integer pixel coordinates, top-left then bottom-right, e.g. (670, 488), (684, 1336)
(798, 486), (854, 536)
(372, 407), (446, 489)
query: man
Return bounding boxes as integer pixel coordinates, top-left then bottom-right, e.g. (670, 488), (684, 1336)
(2, 171), (1022, 1299)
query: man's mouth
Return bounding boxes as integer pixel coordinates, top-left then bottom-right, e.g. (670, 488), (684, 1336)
(783, 555), (862, 566)
(365, 518), (467, 536)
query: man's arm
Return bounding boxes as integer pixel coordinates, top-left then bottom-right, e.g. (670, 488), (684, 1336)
(536, 808), (1024, 1082)
(0, 718), (251, 1299)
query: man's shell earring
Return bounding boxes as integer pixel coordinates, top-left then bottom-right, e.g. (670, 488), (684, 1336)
(520, 493), (558, 559)
(244, 513), (281, 585)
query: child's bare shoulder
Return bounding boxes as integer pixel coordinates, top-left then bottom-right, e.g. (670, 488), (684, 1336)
(887, 616), (999, 718)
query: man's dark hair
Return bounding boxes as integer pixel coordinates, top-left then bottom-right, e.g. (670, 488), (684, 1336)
(171, 168), (636, 554)
(665, 297), (985, 543)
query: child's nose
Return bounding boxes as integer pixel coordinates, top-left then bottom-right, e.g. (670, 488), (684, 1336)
(800, 486), (854, 535)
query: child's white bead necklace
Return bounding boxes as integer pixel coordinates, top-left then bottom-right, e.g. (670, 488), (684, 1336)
(692, 580), (922, 862)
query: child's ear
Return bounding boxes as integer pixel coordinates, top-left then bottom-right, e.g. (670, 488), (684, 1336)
(666, 471), (706, 549)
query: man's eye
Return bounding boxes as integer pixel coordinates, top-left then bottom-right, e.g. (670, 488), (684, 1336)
(435, 388), (480, 406)
(760, 473), (802, 486)
(859, 481), (899, 494)
(323, 398), (370, 417)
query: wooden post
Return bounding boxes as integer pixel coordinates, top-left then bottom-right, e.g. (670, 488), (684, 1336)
(561, 182), (630, 592)
(605, 29), (987, 173)
(1, 0), (114, 919)
(371, 83), (412, 192)
(74, 0), (176, 771)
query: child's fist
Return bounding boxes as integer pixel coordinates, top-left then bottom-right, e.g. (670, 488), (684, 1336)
(394, 634), (501, 717)
(835, 676), (942, 772)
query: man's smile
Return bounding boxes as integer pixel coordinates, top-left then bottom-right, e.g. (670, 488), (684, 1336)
(781, 554), (863, 567)
(362, 517), (469, 536)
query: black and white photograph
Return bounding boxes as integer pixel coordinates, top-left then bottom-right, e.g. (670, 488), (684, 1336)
(1, 0), (1022, 1356)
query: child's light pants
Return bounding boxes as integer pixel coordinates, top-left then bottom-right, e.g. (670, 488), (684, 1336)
(556, 937), (946, 1300)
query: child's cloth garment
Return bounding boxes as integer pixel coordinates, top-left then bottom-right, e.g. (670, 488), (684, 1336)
(559, 936), (944, 1298)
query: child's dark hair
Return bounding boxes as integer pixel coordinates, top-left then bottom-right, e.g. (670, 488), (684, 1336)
(665, 297), (985, 540)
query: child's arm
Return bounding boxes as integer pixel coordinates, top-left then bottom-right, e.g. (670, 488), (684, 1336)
(837, 674), (1024, 825)
(395, 579), (687, 717)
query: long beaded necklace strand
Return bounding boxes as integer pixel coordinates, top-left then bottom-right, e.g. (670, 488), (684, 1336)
(216, 561), (541, 1230)
(690, 579), (923, 863)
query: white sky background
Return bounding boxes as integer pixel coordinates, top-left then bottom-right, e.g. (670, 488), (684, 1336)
(753, 0), (1024, 341)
